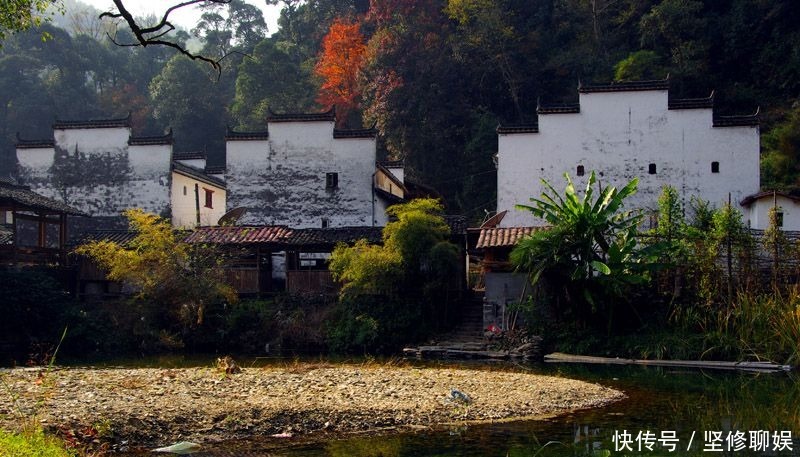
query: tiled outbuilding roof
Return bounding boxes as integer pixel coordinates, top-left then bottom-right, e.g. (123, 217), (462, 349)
(0, 182), (88, 216)
(129, 129), (173, 145)
(496, 123), (539, 134)
(205, 165), (226, 175)
(740, 190), (800, 207)
(184, 226), (293, 245)
(578, 78), (670, 93)
(267, 107), (336, 123)
(474, 226), (546, 249)
(285, 227), (383, 246)
(15, 133), (54, 149)
(225, 128), (269, 141)
(76, 230), (139, 247)
(53, 115), (131, 130)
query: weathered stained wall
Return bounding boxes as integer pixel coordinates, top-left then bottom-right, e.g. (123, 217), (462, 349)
(226, 121), (378, 228)
(497, 89), (760, 227)
(17, 126), (172, 233)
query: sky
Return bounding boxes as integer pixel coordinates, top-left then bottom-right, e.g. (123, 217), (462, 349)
(79, 0), (283, 35)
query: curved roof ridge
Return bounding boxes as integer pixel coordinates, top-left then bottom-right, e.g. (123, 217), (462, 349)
(267, 106), (336, 123)
(53, 113), (132, 130)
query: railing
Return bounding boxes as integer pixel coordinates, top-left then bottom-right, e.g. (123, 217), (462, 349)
(0, 245), (63, 265)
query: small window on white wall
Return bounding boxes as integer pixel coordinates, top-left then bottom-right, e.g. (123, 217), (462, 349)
(776, 211), (784, 228)
(183, 186), (187, 196)
(711, 161), (720, 173)
(326, 172), (339, 189)
(204, 188), (213, 208)
(648, 163), (657, 175)
(576, 165), (585, 176)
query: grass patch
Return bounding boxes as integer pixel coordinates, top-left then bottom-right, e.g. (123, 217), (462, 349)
(0, 427), (73, 457)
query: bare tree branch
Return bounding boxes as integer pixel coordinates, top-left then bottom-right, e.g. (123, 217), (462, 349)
(99, 0), (235, 73)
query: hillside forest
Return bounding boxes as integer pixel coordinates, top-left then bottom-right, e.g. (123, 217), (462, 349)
(2, 0), (800, 220)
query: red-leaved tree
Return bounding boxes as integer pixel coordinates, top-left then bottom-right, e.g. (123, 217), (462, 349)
(315, 18), (366, 126)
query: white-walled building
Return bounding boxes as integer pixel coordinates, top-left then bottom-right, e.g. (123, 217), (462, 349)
(16, 116), (226, 232)
(225, 109), (403, 228)
(741, 191), (800, 231)
(496, 79), (761, 227)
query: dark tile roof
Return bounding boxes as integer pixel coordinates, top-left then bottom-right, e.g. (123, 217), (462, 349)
(474, 226), (546, 249)
(443, 215), (468, 235)
(53, 114), (131, 130)
(225, 128), (269, 141)
(333, 127), (378, 139)
(378, 159), (404, 168)
(15, 133), (54, 149)
(668, 92), (714, 110)
(267, 107), (336, 123)
(537, 103), (580, 114)
(129, 129), (173, 145)
(184, 226), (293, 245)
(75, 230), (138, 248)
(713, 108), (760, 127)
(740, 190), (800, 207)
(0, 181), (88, 216)
(496, 123), (539, 134)
(579, 78), (670, 93)
(173, 151), (206, 161)
(205, 165), (226, 175)
(0, 224), (12, 245)
(286, 227), (383, 247)
(171, 162), (226, 189)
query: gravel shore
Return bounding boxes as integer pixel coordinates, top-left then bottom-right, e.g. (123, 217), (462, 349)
(0, 362), (623, 448)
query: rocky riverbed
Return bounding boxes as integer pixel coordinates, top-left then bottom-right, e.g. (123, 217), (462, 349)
(0, 362), (624, 449)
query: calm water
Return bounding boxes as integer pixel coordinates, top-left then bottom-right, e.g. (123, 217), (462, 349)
(112, 358), (799, 456)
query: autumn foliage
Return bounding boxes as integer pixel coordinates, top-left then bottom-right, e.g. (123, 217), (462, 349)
(315, 18), (366, 125)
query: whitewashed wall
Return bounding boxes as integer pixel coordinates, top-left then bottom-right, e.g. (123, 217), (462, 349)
(17, 126), (172, 232)
(226, 121), (378, 228)
(497, 89), (760, 227)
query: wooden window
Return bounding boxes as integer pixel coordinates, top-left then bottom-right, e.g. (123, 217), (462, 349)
(576, 165), (585, 176)
(204, 188), (213, 208)
(326, 172), (339, 189)
(776, 211), (784, 228)
(711, 161), (720, 173)
(648, 163), (657, 175)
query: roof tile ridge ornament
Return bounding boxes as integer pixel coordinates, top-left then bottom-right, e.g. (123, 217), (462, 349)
(333, 121), (379, 138)
(266, 106), (337, 123)
(578, 75), (671, 93)
(713, 106), (760, 128)
(668, 90), (715, 110)
(225, 125), (270, 140)
(129, 127), (174, 145)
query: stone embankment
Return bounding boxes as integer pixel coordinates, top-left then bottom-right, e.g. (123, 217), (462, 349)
(0, 363), (624, 448)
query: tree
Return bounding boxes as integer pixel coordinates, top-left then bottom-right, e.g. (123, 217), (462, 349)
(315, 18), (366, 125)
(0, 0), (61, 42)
(328, 198), (460, 351)
(74, 209), (237, 326)
(231, 38), (317, 129)
(511, 172), (659, 330)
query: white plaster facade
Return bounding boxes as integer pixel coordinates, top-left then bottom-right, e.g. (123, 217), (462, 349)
(16, 117), (226, 233)
(741, 192), (800, 231)
(225, 110), (397, 228)
(496, 80), (761, 227)
(170, 165), (227, 228)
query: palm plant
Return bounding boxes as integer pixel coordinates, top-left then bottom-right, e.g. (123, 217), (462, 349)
(511, 171), (660, 329)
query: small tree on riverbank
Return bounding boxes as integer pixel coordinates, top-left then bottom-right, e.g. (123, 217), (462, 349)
(75, 209), (237, 327)
(328, 198), (460, 352)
